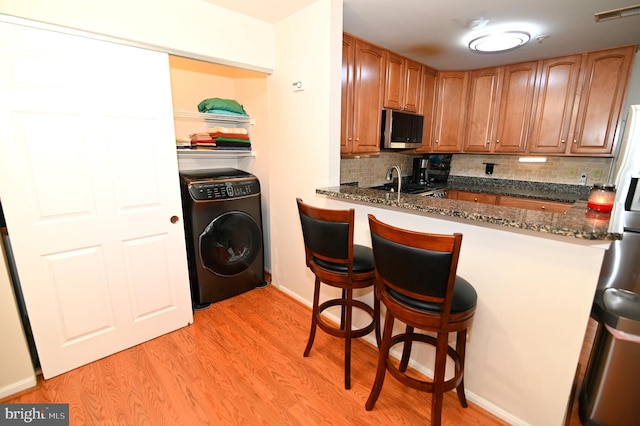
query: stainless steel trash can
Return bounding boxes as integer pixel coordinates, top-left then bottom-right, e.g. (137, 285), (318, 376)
(579, 288), (640, 426)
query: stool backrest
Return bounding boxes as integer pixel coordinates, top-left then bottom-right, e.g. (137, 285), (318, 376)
(297, 198), (355, 279)
(368, 214), (462, 317)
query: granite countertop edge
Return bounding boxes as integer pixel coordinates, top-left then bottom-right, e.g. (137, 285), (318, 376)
(316, 182), (620, 241)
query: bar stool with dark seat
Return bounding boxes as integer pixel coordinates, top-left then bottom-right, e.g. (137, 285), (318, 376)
(296, 198), (379, 389)
(365, 214), (477, 426)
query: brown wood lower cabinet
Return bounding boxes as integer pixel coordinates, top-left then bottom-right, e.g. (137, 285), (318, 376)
(447, 190), (497, 204)
(447, 190), (572, 213)
(497, 195), (572, 213)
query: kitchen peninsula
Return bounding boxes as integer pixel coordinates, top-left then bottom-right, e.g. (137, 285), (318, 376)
(318, 178), (617, 241)
(316, 181), (612, 426)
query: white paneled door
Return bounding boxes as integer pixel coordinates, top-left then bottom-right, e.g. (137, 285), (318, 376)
(0, 22), (193, 378)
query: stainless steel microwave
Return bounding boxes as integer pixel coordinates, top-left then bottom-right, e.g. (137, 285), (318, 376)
(381, 108), (424, 149)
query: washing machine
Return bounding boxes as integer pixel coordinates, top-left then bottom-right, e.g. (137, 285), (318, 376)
(179, 168), (266, 309)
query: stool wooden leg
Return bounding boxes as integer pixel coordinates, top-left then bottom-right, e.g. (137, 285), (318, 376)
(455, 330), (469, 408)
(399, 325), (414, 372)
(340, 288), (347, 330)
(344, 288), (353, 389)
(374, 296), (381, 348)
(366, 310), (395, 410)
(304, 277), (321, 357)
(431, 332), (449, 426)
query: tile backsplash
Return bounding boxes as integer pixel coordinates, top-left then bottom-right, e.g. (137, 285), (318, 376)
(340, 152), (415, 188)
(341, 152), (613, 188)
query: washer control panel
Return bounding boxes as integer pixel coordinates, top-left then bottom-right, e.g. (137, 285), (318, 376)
(188, 179), (260, 200)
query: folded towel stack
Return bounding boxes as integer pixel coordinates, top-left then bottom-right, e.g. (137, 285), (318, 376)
(190, 126), (251, 150)
(207, 126), (248, 135)
(190, 133), (216, 146)
(188, 98), (252, 150)
(197, 98), (248, 117)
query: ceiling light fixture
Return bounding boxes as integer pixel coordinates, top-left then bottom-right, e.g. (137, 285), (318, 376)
(468, 31), (530, 53)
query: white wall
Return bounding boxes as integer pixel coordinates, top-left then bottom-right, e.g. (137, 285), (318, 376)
(268, 0), (342, 304)
(0, 0), (275, 72)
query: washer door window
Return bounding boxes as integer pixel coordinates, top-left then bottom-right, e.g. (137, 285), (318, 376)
(199, 211), (261, 276)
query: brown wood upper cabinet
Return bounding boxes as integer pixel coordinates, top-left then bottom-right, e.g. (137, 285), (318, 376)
(529, 46), (635, 156)
(383, 51), (422, 112)
(431, 71), (469, 152)
(494, 62), (538, 153)
(341, 32), (635, 158)
(417, 66), (437, 153)
(462, 46), (634, 157)
(341, 34), (385, 156)
(569, 46), (635, 155)
(528, 54), (583, 154)
(464, 62), (537, 153)
(464, 67), (501, 152)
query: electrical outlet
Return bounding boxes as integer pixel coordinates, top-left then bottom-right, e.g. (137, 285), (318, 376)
(580, 173), (587, 185)
(593, 170), (602, 181)
(567, 168), (577, 178)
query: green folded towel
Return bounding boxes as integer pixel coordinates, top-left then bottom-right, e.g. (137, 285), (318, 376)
(214, 137), (251, 144)
(197, 98), (247, 115)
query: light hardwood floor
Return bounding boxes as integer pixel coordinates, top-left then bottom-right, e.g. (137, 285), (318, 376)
(5, 284), (587, 425)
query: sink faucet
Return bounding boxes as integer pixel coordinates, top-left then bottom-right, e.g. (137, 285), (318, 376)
(386, 165), (402, 194)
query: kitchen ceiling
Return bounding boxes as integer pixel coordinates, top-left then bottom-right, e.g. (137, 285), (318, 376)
(203, 0), (640, 70)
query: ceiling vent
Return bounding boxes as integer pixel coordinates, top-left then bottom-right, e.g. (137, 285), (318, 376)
(595, 4), (640, 21)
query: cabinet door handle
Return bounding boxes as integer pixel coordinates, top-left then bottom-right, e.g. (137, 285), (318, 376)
(473, 197), (478, 202)
(573, 139), (578, 144)
(355, 138), (360, 141)
(435, 139), (440, 144)
(486, 140), (490, 145)
(170, 215), (179, 224)
(541, 206), (546, 210)
(496, 139), (500, 143)
(561, 139), (566, 144)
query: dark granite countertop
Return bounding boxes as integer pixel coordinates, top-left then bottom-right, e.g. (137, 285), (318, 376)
(441, 176), (591, 203)
(316, 177), (619, 241)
